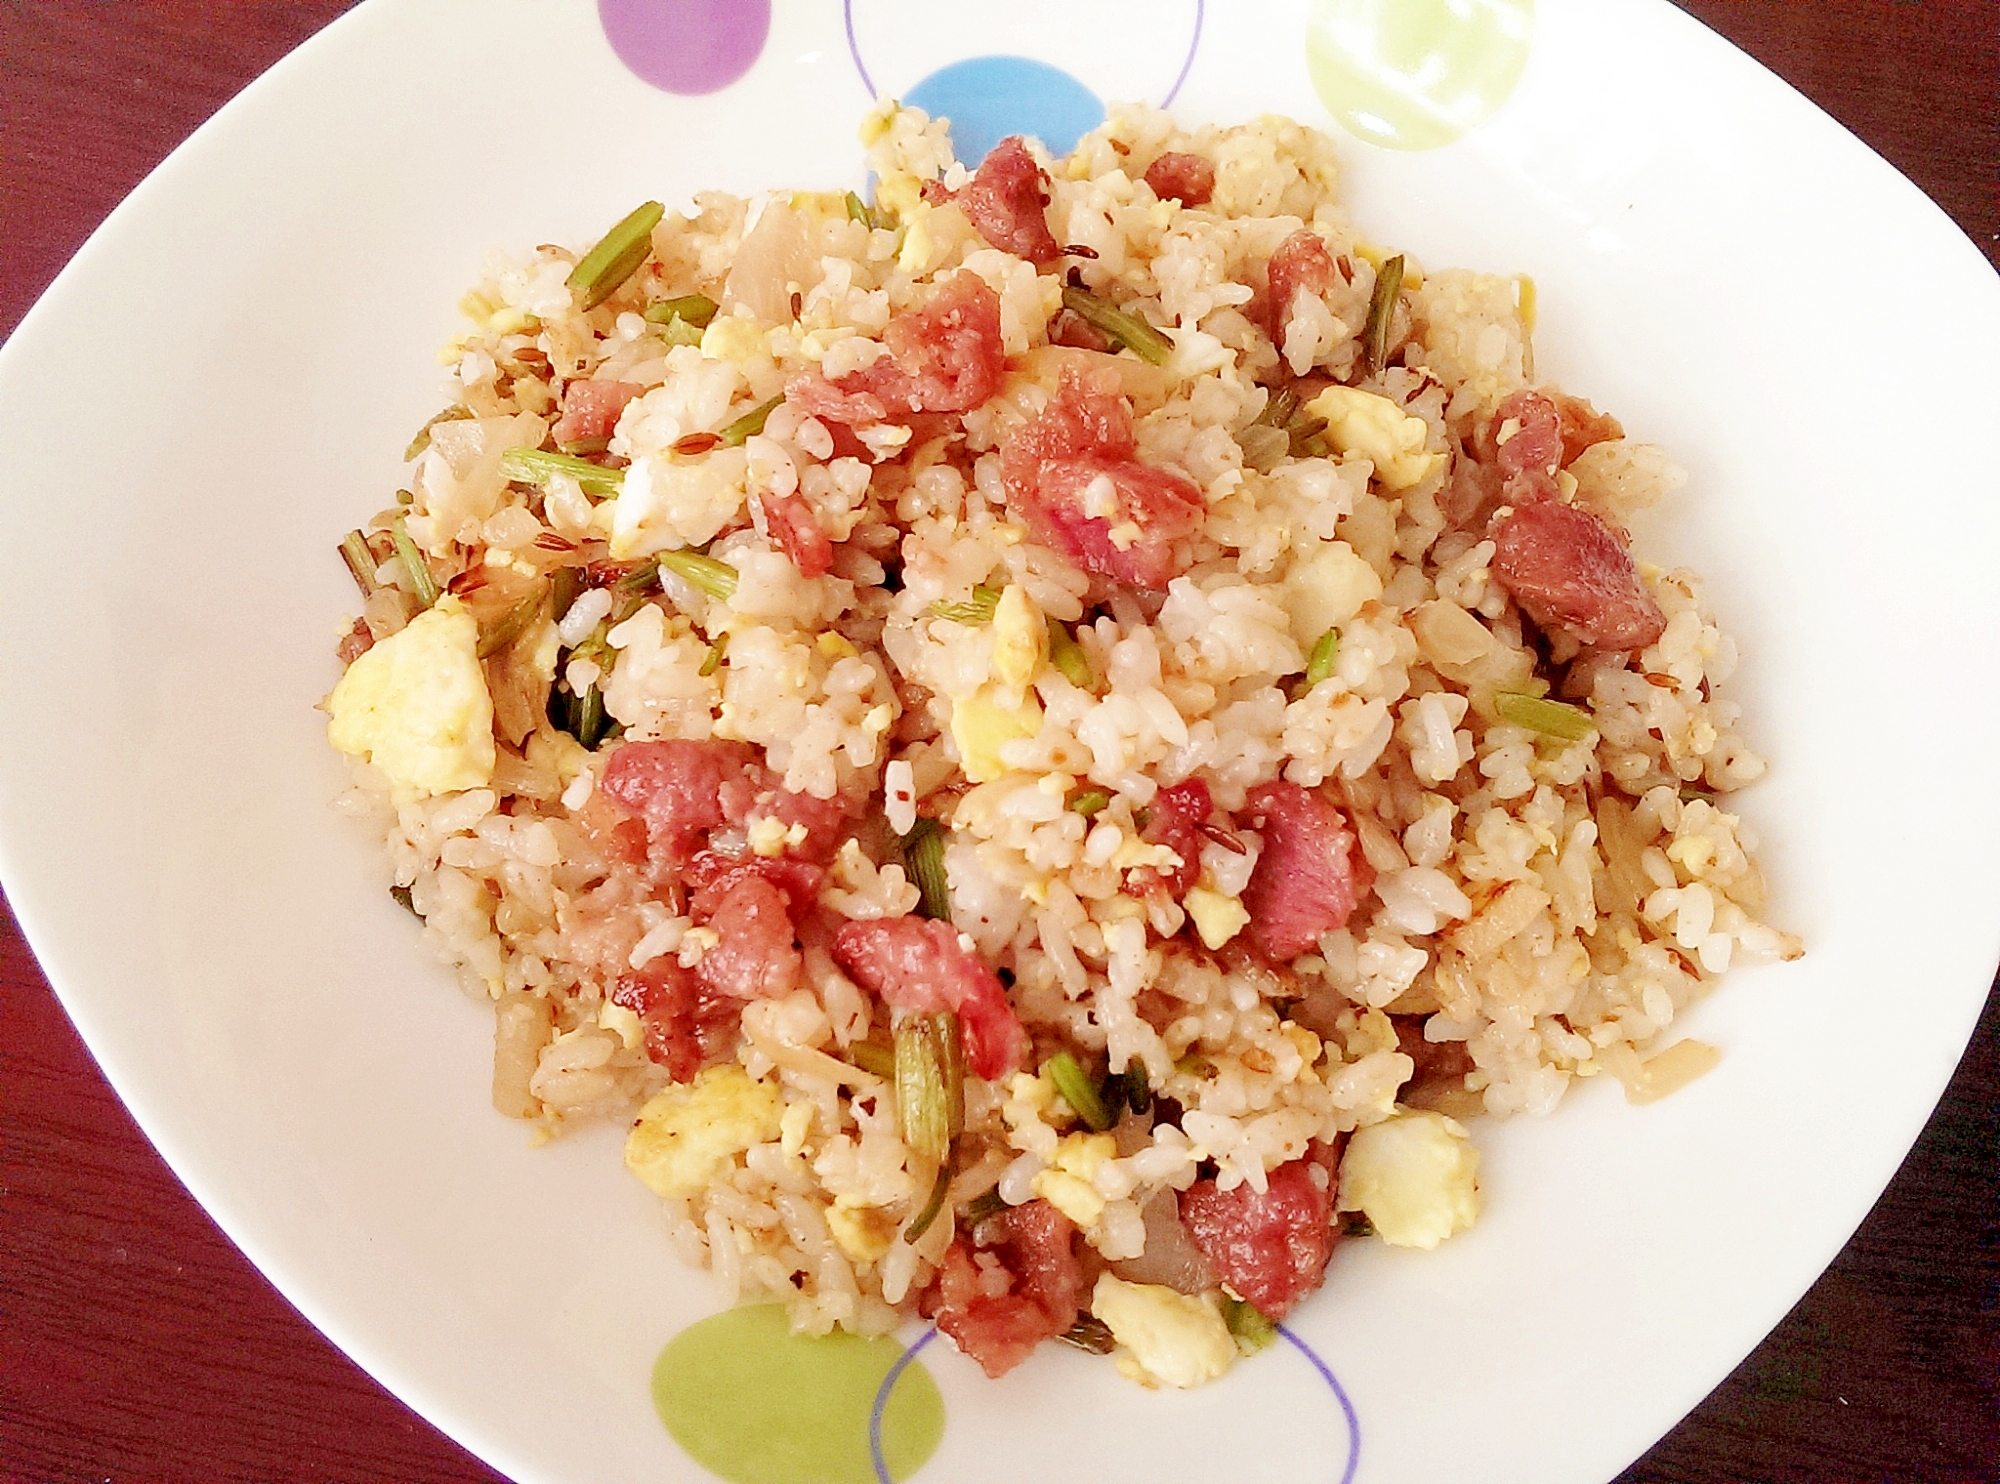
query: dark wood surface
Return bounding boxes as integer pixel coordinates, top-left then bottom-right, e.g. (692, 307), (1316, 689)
(1, 3), (1994, 1481)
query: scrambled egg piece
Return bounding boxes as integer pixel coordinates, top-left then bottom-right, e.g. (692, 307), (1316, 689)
(698, 314), (768, 372)
(597, 1000), (644, 1052)
(326, 598), (495, 802)
(624, 1064), (783, 1200)
(1031, 1131), (1117, 1227)
(1090, 1274), (1237, 1389)
(897, 202), (939, 275)
(608, 449), (750, 558)
(1184, 887), (1251, 951)
(990, 584), (1046, 690)
(1305, 386), (1444, 491)
(1337, 1108), (1482, 1249)
(826, 1203), (898, 1264)
(1282, 540), (1383, 645)
(949, 684), (1043, 784)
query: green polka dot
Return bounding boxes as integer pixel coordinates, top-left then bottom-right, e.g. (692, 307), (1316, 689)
(652, 1307), (944, 1484)
(1307, 0), (1534, 151)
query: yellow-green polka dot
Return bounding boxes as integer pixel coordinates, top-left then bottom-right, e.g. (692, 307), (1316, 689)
(652, 1306), (943, 1484)
(1307, 0), (1534, 151)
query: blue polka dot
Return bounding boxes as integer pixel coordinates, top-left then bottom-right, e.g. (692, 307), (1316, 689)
(904, 56), (1104, 166)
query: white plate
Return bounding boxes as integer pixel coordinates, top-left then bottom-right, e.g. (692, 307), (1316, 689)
(3, 1), (1996, 1481)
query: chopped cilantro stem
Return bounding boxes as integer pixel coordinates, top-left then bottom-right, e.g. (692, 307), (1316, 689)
(1495, 690), (1596, 741)
(929, 585), (1002, 624)
(574, 683), (609, 749)
(390, 517), (440, 610)
(848, 1040), (897, 1079)
(1060, 285), (1172, 366)
(568, 201), (665, 310)
(657, 550), (738, 601)
(1305, 628), (1341, 688)
(1363, 253), (1405, 375)
(339, 530), (378, 598)
(1044, 1051), (1114, 1132)
(500, 447), (624, 498)
(643, 293), (717, 329)
(477, 591), (543, 658)
(697, 631), (728, 677)
(718, 394), (784, 447)
(962, 1187), (1007, 1225)
(1221, 1296), (1277, 1353)
(1048, 622), (1096, 690)
(903, 1156), (954, 1244)
(894, 1011), (962, 1163)
(1287, 414), (1330, 459)
(902, 818), (952, 921)
(844, 191), (891, 231)
(1255, 385), (1299, 429)
(1057, 1315), (1118, 1355)
(404, 405), (471, 462)
(1235, 423), (1290, 473)
(1069, 789), (1111, 817)
(1118, 1060), (1152, 1116)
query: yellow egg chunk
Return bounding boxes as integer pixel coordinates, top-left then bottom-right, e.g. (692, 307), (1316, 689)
(990, 584), (1047, 691)
(826, 1203), (897, 1264)
(326, 598), (496, 803)
(1336, 1108), (1482, 1249)
(625, 1065), (783, 1201)
(1090, 1274), (1237, 1390)
(1282, 539), (1383, 644)
(1184, 887), (1252, 950)
(949, 684), (1043, 784)
(1305, 385), (1445, 491)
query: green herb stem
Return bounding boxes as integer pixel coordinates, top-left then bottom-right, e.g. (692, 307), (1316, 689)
(1304, 628), (1341, 689)
(894, 1011), (963, 1163)
(656, 550), (737, 601)
(1068, 789), (1111, 818)
(1044, 1051), (1114, 1132)
(339, 530), (378, 598)
(1494, 690), (1596, 742)
(1047, 622), (1096, 690)
(1221, 1296), (1277, 1354)
(903, 1157), (954, 1244)
(902, 818), (952, 922)
(928, 586), (1002, 625)
(961, 1187), (1007, 1225)
(718, 394), (784, 447)
(404, 405), (472, 462)
(568, 201), (665, 310)
(1060, 285), (1172, 366)
(1363, 253), (1405, 375)
(500, 447), (625, 498)
(847, 1040), (897, 1079)
(477, 591), (543, 659)
(643, 293), (718, 329)
(1057, 1316), (1118, 1355)
(390, 517), (440, 610)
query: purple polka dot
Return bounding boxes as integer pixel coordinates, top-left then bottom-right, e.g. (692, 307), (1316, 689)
(600, 0), (770, 96)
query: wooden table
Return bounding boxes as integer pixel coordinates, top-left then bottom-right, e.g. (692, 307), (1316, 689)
(2, 3), (1995, 1480)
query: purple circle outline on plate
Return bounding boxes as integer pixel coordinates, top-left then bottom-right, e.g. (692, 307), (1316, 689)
(1278, 1322), (1363, 1484)
(868, 1327), (939, 1484)
(842, 0), (1205, 107)
(867, 1322), (1360, 1483)
(599, 0), (770, 96)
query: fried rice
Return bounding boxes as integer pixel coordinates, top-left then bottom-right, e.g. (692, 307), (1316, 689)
(323, 102), (1800, 1387)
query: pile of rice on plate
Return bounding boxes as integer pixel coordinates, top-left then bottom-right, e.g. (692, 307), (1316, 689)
(324, 102), (1801, 1389)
